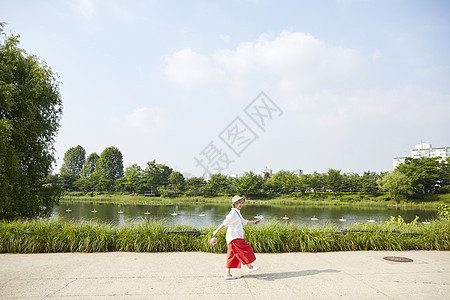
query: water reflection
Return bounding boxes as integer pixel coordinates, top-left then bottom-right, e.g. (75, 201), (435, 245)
(54, 202), (437, 228)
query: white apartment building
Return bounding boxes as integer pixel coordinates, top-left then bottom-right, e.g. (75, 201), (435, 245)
(393, 142), (450, 169)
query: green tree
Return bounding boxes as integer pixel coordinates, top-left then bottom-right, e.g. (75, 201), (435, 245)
(0, 24), (63, 219)
(123, 164), (142, 193)
(377, 171), (412, 203)
(94, 147), (124, 183)
(266, 171), (299, 194)
(343, 173), (360, 192)
(169, 171), (185, 193)
(439, 157), (450, 193)
(141, 160), (173, 192)
(231, 171), (263, 197)
(298, 174), (312, 195)
(360, 171), (380, 195)
(310, 172), (325, 196)
(73, 177), (91, 193)
(396, 157), (442, 194)
(81, 152), (99, 178)
(59, 145), (86, 177)
(202, 174), (230, 196)
(326, 169), (343, 197)
(185, 177), (206, 196)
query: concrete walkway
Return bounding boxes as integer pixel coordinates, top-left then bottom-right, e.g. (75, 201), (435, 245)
(1, 251), (449, 299)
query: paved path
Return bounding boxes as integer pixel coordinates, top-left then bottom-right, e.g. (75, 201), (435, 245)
(1, 251), (449, 299)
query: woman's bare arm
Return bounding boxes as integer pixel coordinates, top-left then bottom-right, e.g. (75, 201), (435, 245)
(213, 225), (225, 237)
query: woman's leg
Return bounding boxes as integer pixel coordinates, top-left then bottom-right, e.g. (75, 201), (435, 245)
(225, 243), (241, 278)
(231, 239), (256, 266)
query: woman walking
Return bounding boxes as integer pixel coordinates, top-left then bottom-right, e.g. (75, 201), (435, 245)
(213, 195), (261, 280)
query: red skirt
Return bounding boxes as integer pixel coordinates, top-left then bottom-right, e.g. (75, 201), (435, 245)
(226, 238), (256, 268)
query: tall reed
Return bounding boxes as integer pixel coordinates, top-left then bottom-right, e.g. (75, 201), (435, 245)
(0, 217), (448, 253)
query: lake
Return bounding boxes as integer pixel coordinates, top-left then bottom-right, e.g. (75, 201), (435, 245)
(52, 202), (437, 228)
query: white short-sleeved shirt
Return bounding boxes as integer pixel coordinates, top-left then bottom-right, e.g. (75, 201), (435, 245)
(222, 208), (248, 244)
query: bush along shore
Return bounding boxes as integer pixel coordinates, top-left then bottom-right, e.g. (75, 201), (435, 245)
(1, 208), (448, 253)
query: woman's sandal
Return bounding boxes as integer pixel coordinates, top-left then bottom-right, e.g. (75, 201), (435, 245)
(247, 266), (260, 273)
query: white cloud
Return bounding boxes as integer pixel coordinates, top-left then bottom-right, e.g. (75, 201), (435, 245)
(220, 34), (231, 43)
(372, 48), (383, 60)
(164, 30), (364, 91)
(113, 107), (164, 135)
(214, 30), (364, 90)
(164, 48), (224, 88)
(79, 0), (94, 19)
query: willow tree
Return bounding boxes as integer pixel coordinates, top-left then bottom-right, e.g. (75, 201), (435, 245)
(0, 24), (63, 219)
(377, 171), (412, 203)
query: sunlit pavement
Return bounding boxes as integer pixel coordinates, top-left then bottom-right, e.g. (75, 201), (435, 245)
(1, 251), (449, 299)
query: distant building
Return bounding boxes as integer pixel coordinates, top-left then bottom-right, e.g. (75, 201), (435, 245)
(345, 169), (355, 176)
(257, 169), (273, 178)
(201, 173), (212, 180)
(393, 142), (450, 169)
(293, 169), (303, 176)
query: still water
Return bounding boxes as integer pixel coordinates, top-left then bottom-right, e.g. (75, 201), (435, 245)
(53, 202), (437, 228)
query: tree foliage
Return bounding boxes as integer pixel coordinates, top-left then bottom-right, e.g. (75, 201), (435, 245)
(94, 146), (124, 182)
(396, 157), (443, 194)
(169, 171), (185, 193)
(53, 142), (450, 201)
(377, 171), (412, 203)
(232, 171), (262, 197)
(326, 169), (343, 196)
(59, 145), (85, 177)
(202, 173), (230, 196)
(122, 164), (143, 193)
(266, 170), (299, 194)
(185, 177), (206, 196)
(81, 152), (99, 178)
(0, 24), (63, 219)
(141, 160), (172, 192)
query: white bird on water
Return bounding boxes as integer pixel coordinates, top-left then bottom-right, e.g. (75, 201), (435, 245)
(339, 217), (346, 222)
(311, 216), (318, 221)
(282, 215), (289, 220)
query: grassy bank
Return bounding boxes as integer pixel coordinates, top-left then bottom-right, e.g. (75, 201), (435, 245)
(1, 216), (448, 253)
(60, 193), (450, 209)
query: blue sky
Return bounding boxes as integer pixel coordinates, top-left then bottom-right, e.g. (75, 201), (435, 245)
(1, 0), (449, 176)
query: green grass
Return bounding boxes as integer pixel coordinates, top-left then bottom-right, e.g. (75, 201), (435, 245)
(1, 216), (448, 253)
(61, 195), (232, 206)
